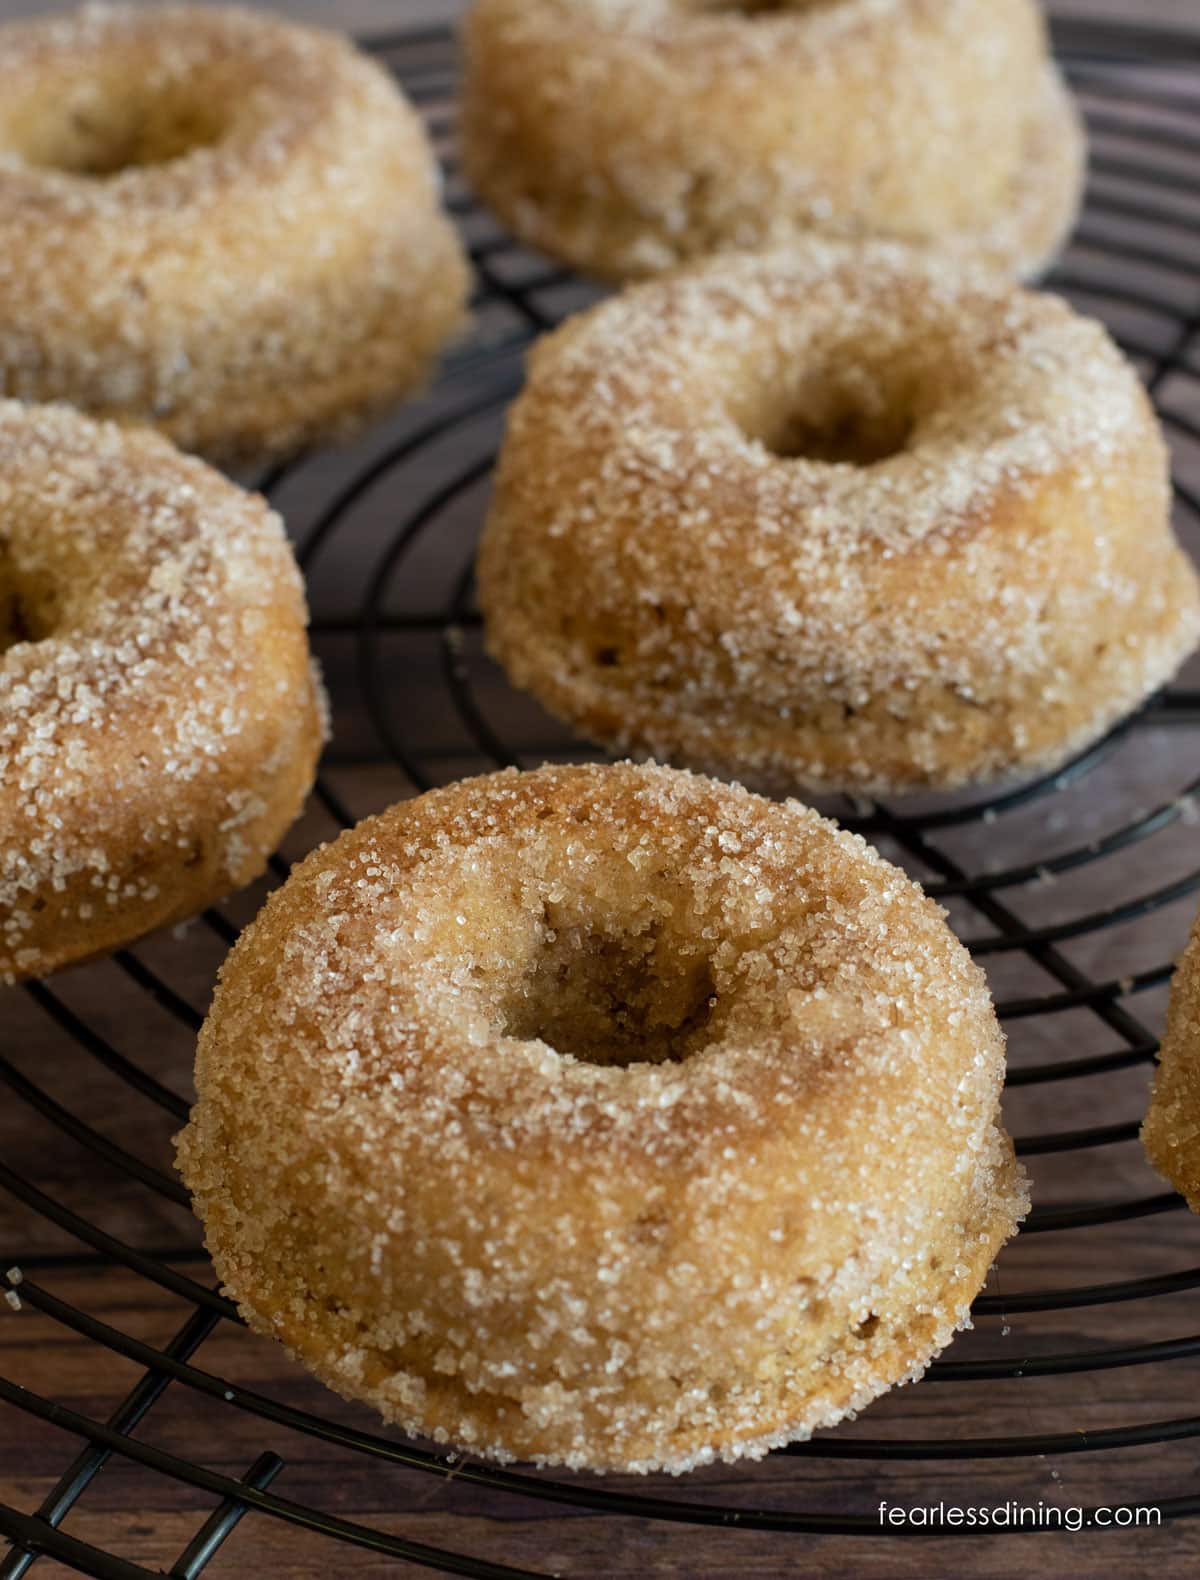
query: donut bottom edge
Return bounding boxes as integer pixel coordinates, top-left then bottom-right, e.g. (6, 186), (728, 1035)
(486, 590), (1200, 802)
(1, 663), (326, 985)
(200, 1131), (1025, 1476)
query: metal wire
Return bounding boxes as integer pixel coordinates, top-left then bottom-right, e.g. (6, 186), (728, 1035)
(3, 17), (1200, 1577)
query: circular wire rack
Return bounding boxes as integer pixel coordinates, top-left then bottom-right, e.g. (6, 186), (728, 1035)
(3, 15), (1200, 1578)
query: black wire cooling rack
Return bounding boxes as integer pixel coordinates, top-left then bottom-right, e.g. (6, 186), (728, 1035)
(3, 16), (1200, 1578)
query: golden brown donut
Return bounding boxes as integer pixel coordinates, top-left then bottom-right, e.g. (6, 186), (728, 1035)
(177, 760), (1026, 1473)
(1144, 908), (1200, 1214)
(461, 0), (1083, 283)
(0, 4), (470, 461)
(479, 244), (1200, 795)
(0, 401), (325, 983)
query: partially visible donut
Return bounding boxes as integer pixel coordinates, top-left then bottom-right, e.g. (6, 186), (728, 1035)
(0, 5), (469, 460)
(1144, 909), (1200, 1214)
(461, 0), (1083, 282)
(177, 760), (1027, 1473)
(479, 244), (1200, 794)
(0, 401), (325, 983)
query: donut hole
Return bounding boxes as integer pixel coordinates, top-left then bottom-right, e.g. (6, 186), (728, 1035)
(741, 375), (916, 466)
(0, 546), (57, 654)
(499, 915), (718, 1068)
(730, 352), (925, 467)
(15, 86), (227, 177)
(759, 402), (915, 466)
(687, 1), (842, 15)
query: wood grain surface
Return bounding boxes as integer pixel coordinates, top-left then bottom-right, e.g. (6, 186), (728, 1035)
(2, 3), (1200, 1579)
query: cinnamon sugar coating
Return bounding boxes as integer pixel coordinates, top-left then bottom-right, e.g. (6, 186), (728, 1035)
(461, 0), (1083, 282)
(0, 4), (469, 461)
(1144, 907), (1200, 1214)
(177, 761), (1026, 1473)
(0, 400), (325, 983)
(479, 244), (1200, 794)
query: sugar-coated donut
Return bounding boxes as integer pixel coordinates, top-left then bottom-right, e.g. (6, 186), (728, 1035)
(0, 401), (325, 984)
(177, 761), (1026, 1473)
(0, 4), (470, 460)
(461, 0), (1083, 283)
(479, 245), (1200, 795)
(1144, 907), (1200, 1214)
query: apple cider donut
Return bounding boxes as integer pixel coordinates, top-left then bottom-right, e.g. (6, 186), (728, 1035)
(0, 4), (469, 460)
(461, 0), (1084, 282)
(0, 401), (325, 983)
(1144, 907), (1200, 1214)
(177, 760), (1027, 1473)
(479, 244), (1200, 795)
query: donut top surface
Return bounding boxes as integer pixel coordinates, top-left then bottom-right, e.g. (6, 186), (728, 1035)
(506, 243), (1147, 555)
(476, 0), (1038, 62)
(0, 3), (418, 207)
(0, 400), (318, 954)
(188, 761), (1001, 1165)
